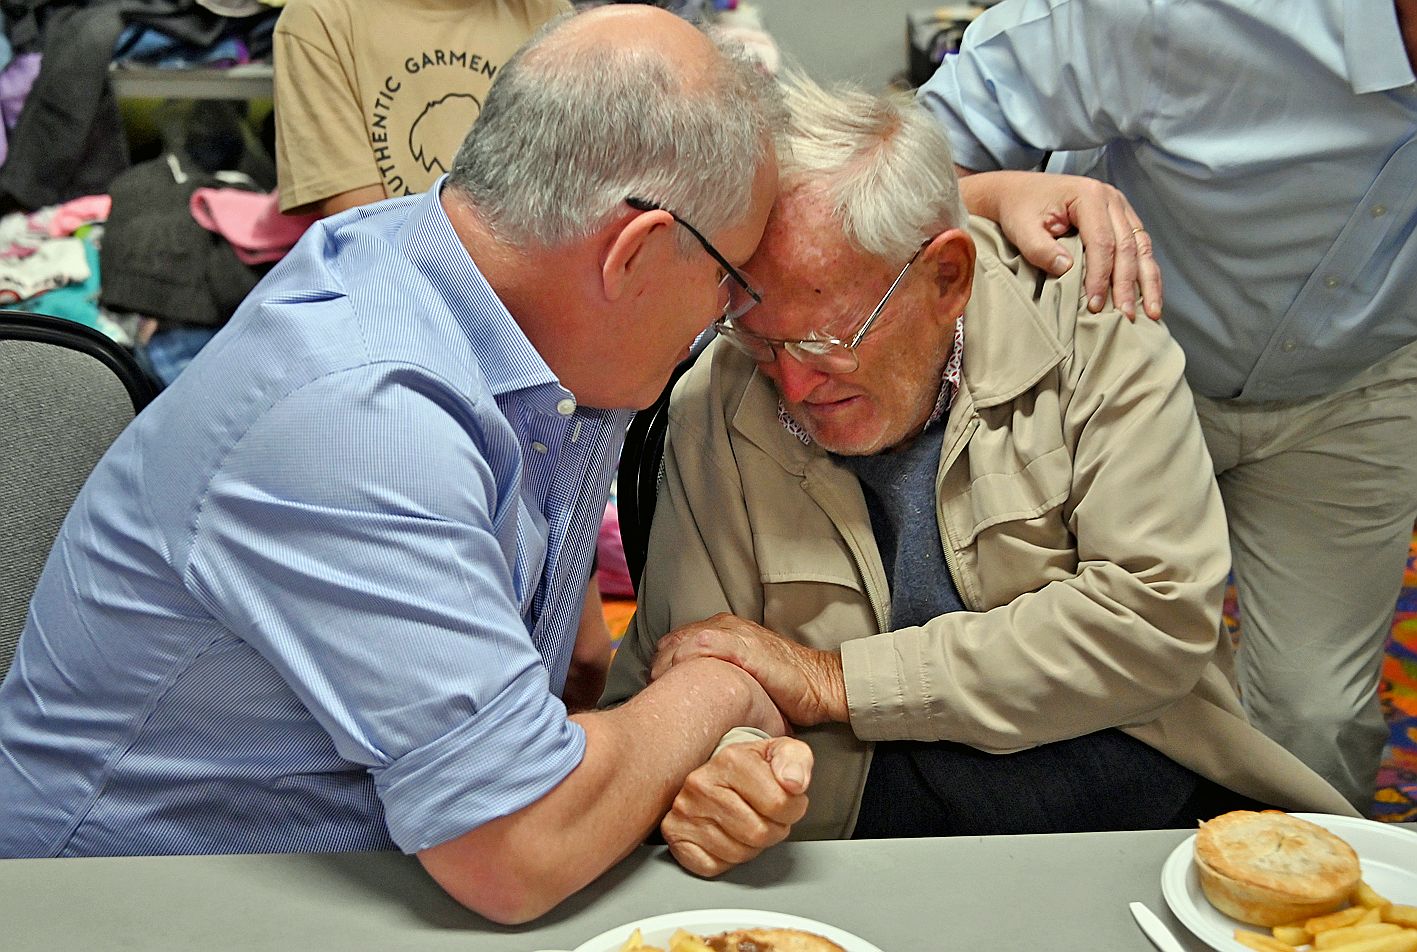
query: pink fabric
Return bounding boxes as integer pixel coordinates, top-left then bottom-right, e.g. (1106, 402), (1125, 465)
(0, 54), (42, 167)
(596, 502), (634, 598)
(189, 188), (318, 265)
(47, 194), (112, 237)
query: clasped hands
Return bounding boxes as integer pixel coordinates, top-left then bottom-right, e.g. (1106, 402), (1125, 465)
(649, 613), (848, 877)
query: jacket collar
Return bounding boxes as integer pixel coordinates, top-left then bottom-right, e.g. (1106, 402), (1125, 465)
(955, 220), (1071, 408)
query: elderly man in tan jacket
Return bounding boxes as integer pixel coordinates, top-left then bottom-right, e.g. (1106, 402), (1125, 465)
(601, 76), (1356, 878)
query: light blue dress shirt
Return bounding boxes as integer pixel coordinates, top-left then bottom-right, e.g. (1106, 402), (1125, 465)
(920, 0), (1417, 401)
(0, 180), (629, 857)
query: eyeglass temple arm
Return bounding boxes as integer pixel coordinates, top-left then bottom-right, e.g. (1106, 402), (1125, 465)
(847, 242), (929, 348)
(625, 196), (761, 304)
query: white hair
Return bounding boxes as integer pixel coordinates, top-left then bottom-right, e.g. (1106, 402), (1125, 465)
(448, 15), (781, 256)
(777, 72), (966, 262)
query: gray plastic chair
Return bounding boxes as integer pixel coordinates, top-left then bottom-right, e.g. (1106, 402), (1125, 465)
(0, 312), (158, 677)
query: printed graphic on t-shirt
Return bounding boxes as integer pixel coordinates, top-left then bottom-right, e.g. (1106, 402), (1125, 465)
(367, 48), (501, 197)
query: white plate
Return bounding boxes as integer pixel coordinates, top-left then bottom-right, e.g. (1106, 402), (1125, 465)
(537, 907), (886, 952)
(1160, 813), (1417, 951)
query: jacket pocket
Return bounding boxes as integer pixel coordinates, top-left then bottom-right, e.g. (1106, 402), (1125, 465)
(754, 533), (878, 650)
(754, 532), (861, 588)
(961, 443), (1072, 546)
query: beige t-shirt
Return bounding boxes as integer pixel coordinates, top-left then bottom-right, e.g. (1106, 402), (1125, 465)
(274, 0), (568, 212)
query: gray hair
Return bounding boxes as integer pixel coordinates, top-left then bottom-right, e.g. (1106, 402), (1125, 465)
(777, 72), (966, 262)
(448, 14), (781, 256)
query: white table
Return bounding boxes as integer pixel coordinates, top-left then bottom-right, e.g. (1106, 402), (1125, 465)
(2, 829), (1227, 952)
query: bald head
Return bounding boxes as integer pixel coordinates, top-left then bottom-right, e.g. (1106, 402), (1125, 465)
(513, 5), (724, 113)
(447, 6), (781, 252)
(542, 4), (717, 77)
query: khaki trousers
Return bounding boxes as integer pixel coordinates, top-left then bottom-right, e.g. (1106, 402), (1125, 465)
(1194, 339), (1417, 813)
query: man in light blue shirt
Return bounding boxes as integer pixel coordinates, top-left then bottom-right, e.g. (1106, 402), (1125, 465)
(920, 0), (1417, 811)
(0, 6), (797, 923)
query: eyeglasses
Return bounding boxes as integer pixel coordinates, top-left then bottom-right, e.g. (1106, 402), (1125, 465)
(713, 239), (930, 375)
(625, 197), (762, 322)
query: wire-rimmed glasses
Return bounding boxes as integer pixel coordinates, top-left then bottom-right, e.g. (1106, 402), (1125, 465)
(713, 240), (930, 375)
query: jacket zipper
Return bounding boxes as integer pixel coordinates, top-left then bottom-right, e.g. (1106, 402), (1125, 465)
(936, 417), (981, 612)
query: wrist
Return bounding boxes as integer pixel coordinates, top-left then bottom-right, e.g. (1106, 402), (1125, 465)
(814, 650), (850, 724)
(671, 656), (780, 736)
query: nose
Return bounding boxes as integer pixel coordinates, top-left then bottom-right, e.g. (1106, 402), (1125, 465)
(763, 350), (829, 404)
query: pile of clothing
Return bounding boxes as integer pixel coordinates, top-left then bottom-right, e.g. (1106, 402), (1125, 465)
(0, 0), (314, 382)
(0, 0), (282, 209)
(0, 194), (114, 332)
(0, 96), (315, 383)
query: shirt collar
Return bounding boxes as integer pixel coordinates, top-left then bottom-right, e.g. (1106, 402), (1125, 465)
(1345, 0), (1416, 94)
(399, 176), (571, 403)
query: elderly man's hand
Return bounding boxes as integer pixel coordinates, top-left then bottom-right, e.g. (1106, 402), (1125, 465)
(650, 613), (848, 727)
(661, 736), (813, 877)
(958, 169), (1163, 322)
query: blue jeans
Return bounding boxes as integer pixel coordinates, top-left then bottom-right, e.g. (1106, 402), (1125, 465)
(135, 325), (219, 386)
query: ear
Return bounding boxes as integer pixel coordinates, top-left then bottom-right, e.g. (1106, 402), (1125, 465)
(601, 207), (675, 303)
(921, 227), (976, 324)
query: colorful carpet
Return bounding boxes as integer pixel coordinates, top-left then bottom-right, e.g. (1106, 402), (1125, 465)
(1222, 535), (1417, 823)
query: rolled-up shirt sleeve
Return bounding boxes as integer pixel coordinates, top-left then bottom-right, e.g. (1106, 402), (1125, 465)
(917, 0), (1162, 171)
(184, 364), (584, 852)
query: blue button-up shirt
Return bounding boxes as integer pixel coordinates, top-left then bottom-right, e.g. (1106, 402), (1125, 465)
(0, 181), (629, 857)
(921, 0), (1417, 401)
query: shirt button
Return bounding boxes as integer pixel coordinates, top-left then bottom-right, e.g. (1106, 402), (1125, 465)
(1324, 275), (1340, 289)
(1281, 338), (1297, 352)
(1371, 204), (1388, 218)
(531, 441), (548, 454)
(556, 398), (576, 416)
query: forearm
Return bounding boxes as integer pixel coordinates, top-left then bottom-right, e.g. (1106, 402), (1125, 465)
(956, 166), (996, 221)
(842, 574), (1221, 750)
(418, 657), (773, 923)
(315, 184), (386, 217)
(957, 168), (1037, 222)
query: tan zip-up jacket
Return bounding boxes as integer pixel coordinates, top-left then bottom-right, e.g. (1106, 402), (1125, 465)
(603, 219), (1355, 839)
